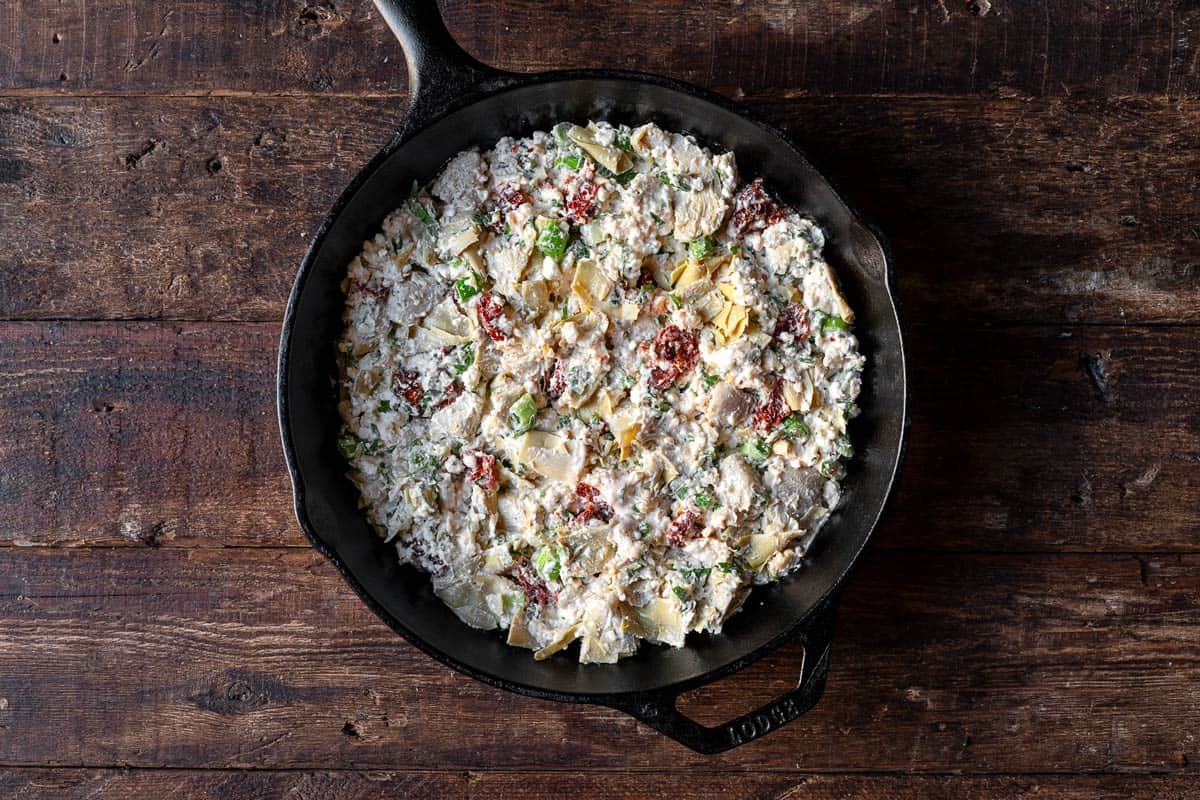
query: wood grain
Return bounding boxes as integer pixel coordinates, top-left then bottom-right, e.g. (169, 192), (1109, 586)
(2, 321), (1196, 550)
(0, 547), (1196, 771)
(0, 770), (1195, 800)
(1, 96), (1198, 324)
(1, 0), (1197, 98)
(0, 769), (465, 799)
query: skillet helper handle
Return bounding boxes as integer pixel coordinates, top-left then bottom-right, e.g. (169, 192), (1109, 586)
(605, 593), (838, 755)
(372, 0), (516, 135)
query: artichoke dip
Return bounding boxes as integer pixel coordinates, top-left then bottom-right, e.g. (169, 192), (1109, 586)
(337, 121), (863, 663)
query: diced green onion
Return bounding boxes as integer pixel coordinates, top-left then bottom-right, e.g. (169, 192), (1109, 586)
(694, 490), (717, 509)
(813, 309), (850, 335)
(615, 130), (633, 152)
(377, 399), (392, 413)
(471, 212), (491, 228)
(536, 219), (569, 260)
(407, 197), (435, 227)
(649, 211), (665, 225)
(636, 523), (652, 539)
(739, 438), (770, 465)
(672, 586), (689, 602)
(675, 486), (689, 500)
(688, 236), (715, 259)
(782, 415), (810, 438)
(508, 392), (537, 435)
(558, 154), (582, 170)
(532, 545), (562, 582)
(669, 293), (682, 309)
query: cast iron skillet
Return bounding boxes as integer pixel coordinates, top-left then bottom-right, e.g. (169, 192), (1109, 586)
(278, 0), (907, 754)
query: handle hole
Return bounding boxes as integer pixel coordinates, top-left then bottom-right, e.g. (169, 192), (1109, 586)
(675, 637), (807, 726)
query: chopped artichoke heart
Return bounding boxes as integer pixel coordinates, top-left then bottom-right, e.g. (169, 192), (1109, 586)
(507, 607), (538, 649)
(617, 301), (641, 320)
(670, 258), (709, 290)
(533, 624), (579, 660)
(442, 223), (480, 255)
(635, 599), (686, 647)
(421, 296), (472, 342)
(824, 263), (856, 323)
(712, 301), (749, 344)
(746, 532), (788, 569)
(566, 124), (632, 174)
(571, 258), (614, 311)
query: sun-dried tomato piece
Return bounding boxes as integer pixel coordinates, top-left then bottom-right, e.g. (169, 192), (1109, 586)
(497, 184), (527, 215)
(357, 282), (390, 302)
(392, 368), (423, 411)
(476, 292), (509, 342)
(573, 482), (614, 524)
(649, 325), (699, 388)
(654, 325), (699, 366)
(436, 380), (463, 409)
(545, 359), (568, 400)
(565, 180), (599, 224)
(664, 508), (700, 547)
(773, 303), (810, 343)
(731, 178), (785, 238)
(466, 450), (497, 493)
(753, 377), (788, 432)
(649, 365), (681, 391)
(514, 562), (554, 606)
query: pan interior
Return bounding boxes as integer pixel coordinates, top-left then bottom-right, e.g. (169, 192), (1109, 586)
(282, 77), (905, 697)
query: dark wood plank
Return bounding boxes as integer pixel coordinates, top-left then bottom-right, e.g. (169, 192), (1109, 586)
(0, 322), (293, 547)
(1, 0), (1197, 98)
(471, 773), (1200, 799)
(0, 548), (1196, 771)
(3, 321), (1197, 551)
(2, 96), (1197, 324)
(0, 769), (465, 799)
(0, 770), (1195, 800)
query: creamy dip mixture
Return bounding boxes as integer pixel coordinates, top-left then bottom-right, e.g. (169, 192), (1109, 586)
(337, 121), (863, 663)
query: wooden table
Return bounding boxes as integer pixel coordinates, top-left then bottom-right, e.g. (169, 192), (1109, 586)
(2, 1), (1198, 796)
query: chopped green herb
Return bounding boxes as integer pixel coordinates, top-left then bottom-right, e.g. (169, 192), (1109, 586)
(471, 211), (491, 228)
(508, 392), (537, 435)
(836, 435), (854, 458)
(739, 437), (771, 465)
(454, 271), (482, 303)
(377, 399), (392, 413)
(694, 490), (717, 509)
(649, 211), (665, 226)
(700, 367), (720, 388)
(337, 433), (359, 460)
(718, 557), (749, 575)
(681, 566), (712, 581)
(452, 343), (475, 374)
(636, 523), (652, 539)
(819, 458), (844, 479)
(669, 292), (682, 309)
(536, 219), (569, 260)
(782, 414), (810, 438)
(672, 586), (689, 602)
(615, 130), (633, 152)
(598, 164), (637, 185)
(407, 197), (435, 227)
(560, 301), (570, 321)
(675, 486), (689, 500)
(688, 235), (715, 259)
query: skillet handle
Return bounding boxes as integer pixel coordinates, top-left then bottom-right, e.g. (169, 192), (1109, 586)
(372, 0), (518, 135)
(603, 593), (838, 755)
